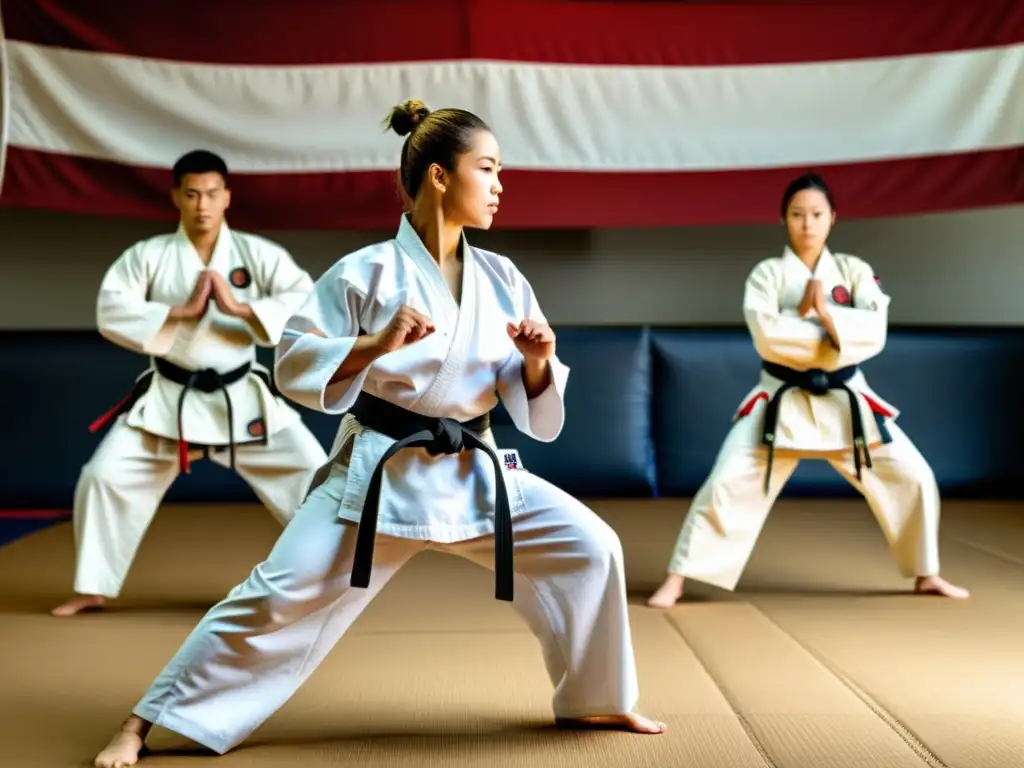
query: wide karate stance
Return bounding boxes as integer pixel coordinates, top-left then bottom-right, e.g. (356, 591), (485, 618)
(648, 173), (969, 609)
(54, 150), (327, 618)
(94, 101), (664, 768)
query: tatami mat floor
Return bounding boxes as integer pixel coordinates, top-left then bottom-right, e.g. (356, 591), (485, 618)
(1, 499), (1020, 767)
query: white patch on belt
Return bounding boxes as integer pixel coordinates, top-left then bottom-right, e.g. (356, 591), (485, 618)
(499, 449), (526, 471)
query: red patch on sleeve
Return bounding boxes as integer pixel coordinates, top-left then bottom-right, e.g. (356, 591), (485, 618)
(229, 267), (252, 288)
(830, 285), (852, 306)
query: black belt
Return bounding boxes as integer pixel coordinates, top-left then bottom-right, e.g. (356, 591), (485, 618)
(88, 359), (269, 473)
(347, 393), (515, 602)
(760, 361), (891, 494)
(154, 358), (252, 472)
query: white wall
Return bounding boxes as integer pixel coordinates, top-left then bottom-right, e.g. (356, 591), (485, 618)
(1, 204), (1020, 329)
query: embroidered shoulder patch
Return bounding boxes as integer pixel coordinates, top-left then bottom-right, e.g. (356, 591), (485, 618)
(229, 266), (252, 289)
(830, 285), (852, 306)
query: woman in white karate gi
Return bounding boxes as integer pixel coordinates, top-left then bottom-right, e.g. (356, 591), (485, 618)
(94, 99), (664, 768)
(647, 173), (969, 609)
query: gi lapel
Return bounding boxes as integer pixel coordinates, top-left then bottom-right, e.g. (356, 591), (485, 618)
(393, 216), (476, 415)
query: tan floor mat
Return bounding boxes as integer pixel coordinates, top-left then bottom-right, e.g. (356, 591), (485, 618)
(736, 506), (1024, 768)
(1, 499), (1020, 767)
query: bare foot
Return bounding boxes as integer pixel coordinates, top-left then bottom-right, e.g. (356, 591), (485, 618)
(915, 575), (970, 599)
(94, 716), (151, 768)
(52, 594), (108, 617)
(646, 574), (685, 608)
(557, 712), (666, 734)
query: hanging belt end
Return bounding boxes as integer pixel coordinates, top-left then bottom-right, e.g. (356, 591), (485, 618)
(350, 547), (374, 590)
(349, 572), (371, 590)
(495, 578), (515, 603)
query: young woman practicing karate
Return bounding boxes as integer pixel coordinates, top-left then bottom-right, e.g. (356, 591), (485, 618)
(94, 99), (664, 768)
(648, 173), (969, 609)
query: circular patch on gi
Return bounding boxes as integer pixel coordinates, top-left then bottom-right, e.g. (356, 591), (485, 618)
(831, 285), (852, 306)
(229, 267), (252, 289)
(247, 418), (265, 438)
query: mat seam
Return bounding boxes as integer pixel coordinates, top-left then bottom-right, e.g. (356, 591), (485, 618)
(662, 614), (778, 768)
(947, 534), (1024, 569)
(749, 604), (951, 768)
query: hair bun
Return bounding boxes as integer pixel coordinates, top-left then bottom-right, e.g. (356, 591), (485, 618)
(385, 99), (431, 137)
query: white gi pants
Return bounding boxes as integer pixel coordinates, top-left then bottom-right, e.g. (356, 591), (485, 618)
(667, 414), (941, 590)
(131, 471), (638, 755)
(72, 415), (327, 598)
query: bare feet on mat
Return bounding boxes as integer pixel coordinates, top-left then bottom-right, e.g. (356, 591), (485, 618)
(94, 716), (150, 768)
(915, 575), (970, 599)
(52, 594), (107, 616)
(646, 574), (685, 608)
(558, 712), (667, 734)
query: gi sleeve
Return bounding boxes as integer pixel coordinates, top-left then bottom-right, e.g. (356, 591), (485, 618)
(819, 256), (890, 369)
(243, 240), (316, 347)
(96, 243), (179, 356)
(274, 259), (374, 414)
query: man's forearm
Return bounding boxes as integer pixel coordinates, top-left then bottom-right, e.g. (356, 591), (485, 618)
(232, 303), (255, 321)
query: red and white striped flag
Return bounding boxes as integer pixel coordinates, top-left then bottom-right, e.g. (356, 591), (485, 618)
(1, 0), (1021, 230)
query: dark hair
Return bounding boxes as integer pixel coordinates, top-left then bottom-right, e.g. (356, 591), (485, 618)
(383, 99), (491, 200)
(780, 172), (834, 217)
(172, 150), (229, 187)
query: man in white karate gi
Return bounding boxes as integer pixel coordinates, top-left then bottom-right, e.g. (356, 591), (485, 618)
(53, 150), (328, 617)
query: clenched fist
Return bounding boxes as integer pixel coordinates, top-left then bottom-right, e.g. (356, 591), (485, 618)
(372, 305), (436, 354)
(507, 319), (556, 361)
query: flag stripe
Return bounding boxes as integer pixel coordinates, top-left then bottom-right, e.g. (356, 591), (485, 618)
(3, 2), (1022, 229)
(7, 42), (1023, 173)
(5, 146), (1020, 230)
(2, 0), (1022, 67)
